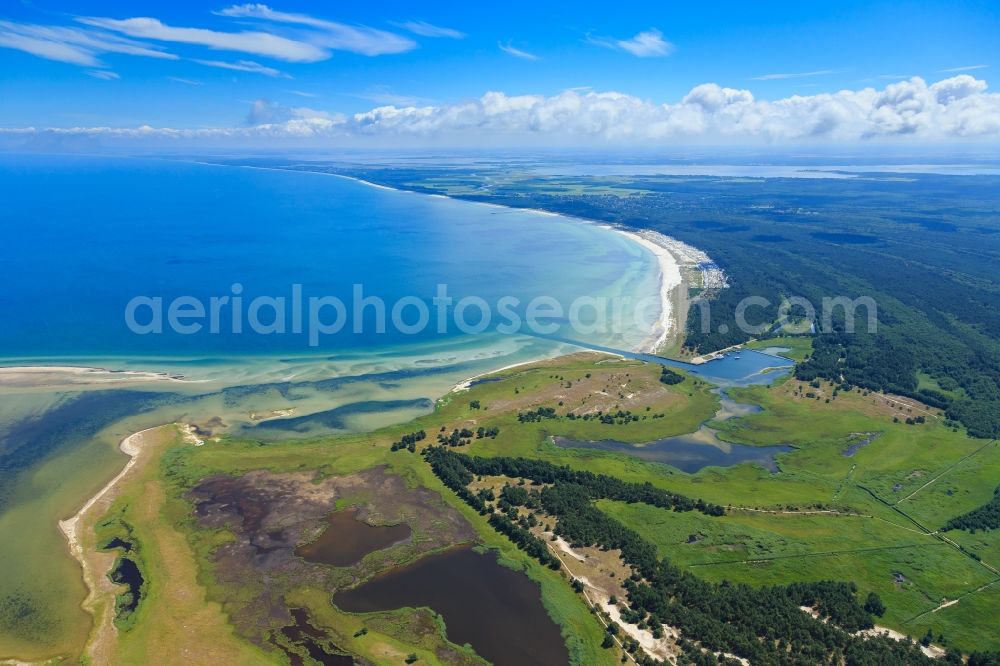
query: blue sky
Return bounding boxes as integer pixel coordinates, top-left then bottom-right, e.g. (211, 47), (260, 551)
(1, 1), (999, 145)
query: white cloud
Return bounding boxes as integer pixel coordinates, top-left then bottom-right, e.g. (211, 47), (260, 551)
(751, 69), (836, 81)
(194, 58), (288, 78)
(168, 76), (202, 85)
(245, 98), (344, 128)
(349, 76), (1000, 142)
(928, 74), (987, 103)
(940, 64), (989, 73)
(214, 4), (416, 56)
(351, 85), (429, 106)
(4, 76), (999, 146)
(288, 89), (317, 97)
(616, 29), (674, 57)
(0, 20), (176, 67)
(4, 8), (416, 76)
(394, 20), (465, 39)
(499, 41), (539, 60)
(86, 69), (120, 80)
(78, 16), (328, 62)
(590, 29), (674, 57)
(0, 29), (99, 66)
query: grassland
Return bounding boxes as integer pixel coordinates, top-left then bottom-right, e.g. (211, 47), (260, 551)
(82, 425), (272, 665)
(78, 349), (1000, 663)
(80, 354), (707, 665)
(743, 336), (814, 362)
(593, 367), (1000, 652)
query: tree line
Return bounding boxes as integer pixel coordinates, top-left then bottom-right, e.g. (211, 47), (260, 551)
(428, 449), (725, 517)
(421, 446), (991, 665)
(390, 430), (426, 452)
(660, 367), (685, 385)
(943, 486), (1000, 532)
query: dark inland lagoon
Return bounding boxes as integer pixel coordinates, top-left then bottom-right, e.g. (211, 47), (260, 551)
(333, 547), (569, 666)
(108, 558), (144, 615)
(271, 608), (355, 666)
(295, 507), (412, 567)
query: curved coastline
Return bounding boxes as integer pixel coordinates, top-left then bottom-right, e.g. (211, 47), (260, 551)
(58, 426), (167, 593)
(56, 426), (160, 664)
(326, 171), (698, 356)
(186, 161), (687, 356)
(613, 229), (683, 352)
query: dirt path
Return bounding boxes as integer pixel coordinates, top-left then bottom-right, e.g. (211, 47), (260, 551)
(904, 576), (1000, 625)
(858, 625), (945, 659)
(690, 542), (936, 567)
(876, 394), (940, 419)
(735, 506), (933, 537)
(896, 439), (997, 504)
(732, 506), (859, 516)
(801, 606), (946, 659)
(542, 542), (638, 664)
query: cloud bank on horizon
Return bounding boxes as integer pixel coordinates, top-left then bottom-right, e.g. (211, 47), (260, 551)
(345, 76), (999, 142)
(3, 75), (998, 146)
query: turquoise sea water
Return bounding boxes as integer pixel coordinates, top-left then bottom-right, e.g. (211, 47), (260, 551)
(0, 152), (670, 478)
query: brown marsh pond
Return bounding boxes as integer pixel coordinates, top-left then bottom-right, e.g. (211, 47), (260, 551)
(333, 546), (569, 666)
(295, 507), (412, 567)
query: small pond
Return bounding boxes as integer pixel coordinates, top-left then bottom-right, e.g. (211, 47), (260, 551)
(295, 507), (412, 567)
(552, 434), (792, 473)
(333, 546), (568, 666)
(108, 557), (144, 614)
(842, 432), (880, 457)
(553, 389), (792, 474)
(270, 608), (355, 666)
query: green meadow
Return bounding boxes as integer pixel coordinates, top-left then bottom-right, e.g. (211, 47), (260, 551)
(73, 350), (1000, 662)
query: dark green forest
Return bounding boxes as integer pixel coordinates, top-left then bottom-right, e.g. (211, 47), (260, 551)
(943, 486), (1000, 532)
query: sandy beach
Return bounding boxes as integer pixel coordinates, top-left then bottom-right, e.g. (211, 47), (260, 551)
(58, 426), (162, 567)
(449, 359), (542, 392)
(0, 365), (194, 391)
(449, 350), (623, 393)
(612, 229), (684, 353)
(57, 427), (156, 664)
(56, 425), (182, 664)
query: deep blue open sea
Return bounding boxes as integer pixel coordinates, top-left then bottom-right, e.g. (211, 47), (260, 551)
(0, 154), (657, 358)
